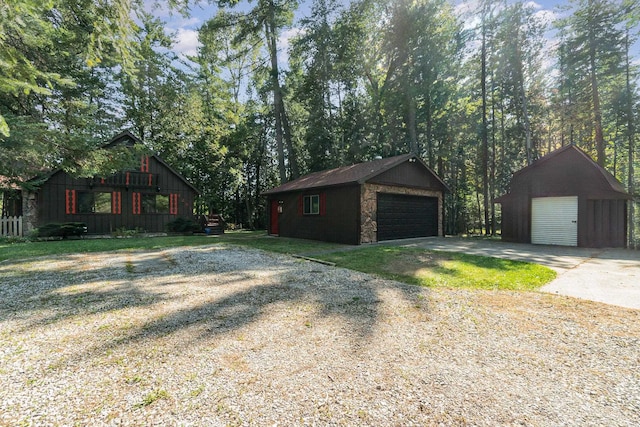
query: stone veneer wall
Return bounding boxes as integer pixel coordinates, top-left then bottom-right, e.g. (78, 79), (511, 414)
(22, 191), (38, 235)
(360, 183), (443, 244)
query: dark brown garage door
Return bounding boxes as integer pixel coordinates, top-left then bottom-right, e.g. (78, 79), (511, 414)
(377, 193), (438, 241)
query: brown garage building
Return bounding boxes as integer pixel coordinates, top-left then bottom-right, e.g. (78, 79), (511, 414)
(496, 144), (631, 248)
(263, 154), (448, 245)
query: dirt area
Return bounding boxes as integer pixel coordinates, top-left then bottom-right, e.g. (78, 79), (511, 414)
(1, 245), (639, 426)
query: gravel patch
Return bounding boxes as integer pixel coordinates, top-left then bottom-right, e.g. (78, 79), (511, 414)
(1, 245), (639, 426)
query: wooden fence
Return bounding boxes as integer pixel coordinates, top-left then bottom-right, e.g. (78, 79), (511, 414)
(0, 216), (23, 237)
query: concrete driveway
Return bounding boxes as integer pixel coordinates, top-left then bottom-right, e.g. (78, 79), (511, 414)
(387, 237), (640, 310)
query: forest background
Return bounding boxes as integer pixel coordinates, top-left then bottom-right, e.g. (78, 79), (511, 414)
(1, 0), (639, 246)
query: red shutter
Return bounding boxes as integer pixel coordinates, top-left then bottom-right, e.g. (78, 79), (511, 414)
(112, 192), (121, 214)
(298, 195), (303, 216)
(320, 192), (326, 216)
(65, 189), (76, 214)
(140, 156), (149, 172)
(170, 194), (179, 215)
(148, 173), (153, 186)
(126, 172), (130, 186)
(132, 192), (141, 215)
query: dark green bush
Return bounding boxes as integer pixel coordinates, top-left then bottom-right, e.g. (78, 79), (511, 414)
(36, 222), (88, 239)
(166, 217), (201, 233)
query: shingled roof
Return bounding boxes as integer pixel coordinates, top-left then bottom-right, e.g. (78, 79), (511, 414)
(521, 145), (628, 196)
(263, 153), (447, 195)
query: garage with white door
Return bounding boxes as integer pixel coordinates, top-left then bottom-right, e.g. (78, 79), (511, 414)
(496, 145), (631, 248)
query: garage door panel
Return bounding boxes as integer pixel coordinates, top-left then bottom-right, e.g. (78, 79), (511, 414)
(377, 194), (438, 241)
(531, 196), (578, 246)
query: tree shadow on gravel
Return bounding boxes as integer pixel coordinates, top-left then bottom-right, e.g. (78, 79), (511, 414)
(0, 246), (429, 358)
(0, 248), (262, 330)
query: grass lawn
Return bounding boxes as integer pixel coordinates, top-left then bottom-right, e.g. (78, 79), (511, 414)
(315, 246), (556, 291)
(0, 231), (556, 290)
(0, 230), (345, 263)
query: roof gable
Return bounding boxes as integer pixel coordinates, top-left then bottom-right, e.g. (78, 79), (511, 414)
(500, 144), (629, 199)
(26, 131), (199, 194)
(263, 154), (448, 194)
(101, 130), (141, 149)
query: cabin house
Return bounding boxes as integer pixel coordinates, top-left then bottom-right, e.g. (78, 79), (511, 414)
(263, 154), (448, 245)
(21, 131), (199, 235)
(496, 144), (631, 248)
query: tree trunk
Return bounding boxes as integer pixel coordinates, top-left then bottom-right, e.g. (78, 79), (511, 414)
(588, 0), (605, 166)
(625, 30), (635, 247)
(425, 93), (433, 166)
(480, 17), (490, 236)
(407, 91), (418, 154)
(264, 11), (287, 184)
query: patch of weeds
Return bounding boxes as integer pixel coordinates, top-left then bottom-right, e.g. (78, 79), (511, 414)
(135, 389), (169, 408)
(221, 354), (249, 372)
(189, 384), (205, 398)
(304, 320), (312, 328)
(125, 375), (144, 385)
(124, 261), (135, 274)
(357, 409), (371, 421)
(161, 252), (178, 266)
(112, 227), (145, 238)
(216, 401), (243, 427)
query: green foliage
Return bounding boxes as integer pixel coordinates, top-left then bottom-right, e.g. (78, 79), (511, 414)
(0, 235), (31, 245)
(34, 222), (88, 239)
(111, 227), (145, 238)
(166, 217), (202, 233)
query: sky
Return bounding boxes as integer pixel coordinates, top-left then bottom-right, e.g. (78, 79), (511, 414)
(149, 0), (637, 69)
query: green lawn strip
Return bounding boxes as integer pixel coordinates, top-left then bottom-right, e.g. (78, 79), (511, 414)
(314, 246), (557, 291)
(0, 231), (347, 263)
(0, 235), (214, 262)
(213, 230), (347, 254)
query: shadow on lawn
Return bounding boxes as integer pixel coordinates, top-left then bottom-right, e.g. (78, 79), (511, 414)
(0, 246), (428, 357)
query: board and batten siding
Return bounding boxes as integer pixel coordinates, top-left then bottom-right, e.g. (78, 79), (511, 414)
(531, 196), (578, 246)
(34, 156), (197, 234)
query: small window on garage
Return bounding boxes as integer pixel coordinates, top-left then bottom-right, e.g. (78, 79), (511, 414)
(303, 195), (320, 215)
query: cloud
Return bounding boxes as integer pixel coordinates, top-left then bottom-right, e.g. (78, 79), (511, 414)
(277, 27), (305, 67)
(278, 27), (305, 52)
(173, 28), (201, 57)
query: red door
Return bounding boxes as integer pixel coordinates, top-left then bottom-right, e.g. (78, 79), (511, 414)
(270, 200), (279, 235)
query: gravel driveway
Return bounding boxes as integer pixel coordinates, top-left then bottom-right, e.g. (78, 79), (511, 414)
(1, 245), (639, 426)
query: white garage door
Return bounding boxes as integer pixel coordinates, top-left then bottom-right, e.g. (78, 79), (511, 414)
(531, 196), (578, 246)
